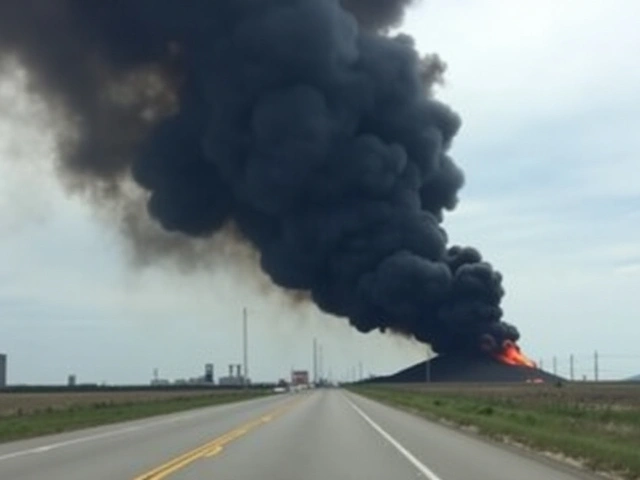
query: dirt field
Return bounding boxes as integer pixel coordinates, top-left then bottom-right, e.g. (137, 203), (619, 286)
(0, 389), (249, 417)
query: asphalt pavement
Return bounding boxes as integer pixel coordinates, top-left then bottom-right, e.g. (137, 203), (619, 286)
(0, 389), (607, 480)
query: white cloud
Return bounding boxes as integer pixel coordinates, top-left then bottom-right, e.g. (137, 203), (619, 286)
(406, 0), (640, 127)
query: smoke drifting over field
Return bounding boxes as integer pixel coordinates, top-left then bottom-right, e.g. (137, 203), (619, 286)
(0, 0), (519, 353)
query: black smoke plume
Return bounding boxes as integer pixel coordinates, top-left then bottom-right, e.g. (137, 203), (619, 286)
(0, 0), (519, 354)
(341, 0), (418, 31)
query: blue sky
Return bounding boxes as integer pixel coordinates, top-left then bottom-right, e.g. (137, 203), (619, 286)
(1, 0), (639, 384)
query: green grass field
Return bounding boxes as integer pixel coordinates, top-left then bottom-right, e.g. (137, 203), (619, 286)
(0, 390), (271, 443)
(351, 384), (640, 479)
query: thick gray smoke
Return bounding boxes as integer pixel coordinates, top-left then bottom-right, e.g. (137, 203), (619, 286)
(342, 0), (418, 31)
(0, 0), (519, 354)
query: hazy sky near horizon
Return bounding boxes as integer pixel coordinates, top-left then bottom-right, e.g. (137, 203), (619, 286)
(1, 0), (639, 384)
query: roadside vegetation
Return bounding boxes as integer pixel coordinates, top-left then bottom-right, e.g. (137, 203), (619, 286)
(351, 383), (640, 479)
(0, 389), (271, 443)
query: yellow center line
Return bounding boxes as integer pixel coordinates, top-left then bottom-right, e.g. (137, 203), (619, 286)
(203, 444), (224, 458)
(132, 397), (304, 480)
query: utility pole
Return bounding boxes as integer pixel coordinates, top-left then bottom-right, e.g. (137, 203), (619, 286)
(553, 356), (557, 376)
(319, 344), (323, 383)
(243, 307), (248, 388)
(594, 350), (599, 382)
(570, 354), (575, 381)
(313, 338), (318, 384)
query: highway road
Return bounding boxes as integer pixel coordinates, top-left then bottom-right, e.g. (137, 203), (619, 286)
(0, 389), (605, 480)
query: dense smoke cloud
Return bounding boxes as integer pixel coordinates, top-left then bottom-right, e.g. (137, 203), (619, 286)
(341, 0), (418, 31)
(0, 0), (519, 353)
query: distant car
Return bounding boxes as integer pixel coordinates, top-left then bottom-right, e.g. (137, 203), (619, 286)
(273, 387), (287, 393)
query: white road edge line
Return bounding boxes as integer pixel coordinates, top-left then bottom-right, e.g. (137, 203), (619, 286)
(345, 396), (444, 480)
(0, 426), (143, 462)
(0, 396), (279, 463)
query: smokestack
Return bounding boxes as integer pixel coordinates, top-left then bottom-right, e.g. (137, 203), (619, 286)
(0, 0), (520, 357)
(228, 364), (234, 378)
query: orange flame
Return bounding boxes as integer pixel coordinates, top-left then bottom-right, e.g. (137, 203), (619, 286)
(492, 340), (537, 368)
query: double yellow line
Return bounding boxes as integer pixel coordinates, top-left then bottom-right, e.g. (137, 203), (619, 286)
(133, 398), (302, 480)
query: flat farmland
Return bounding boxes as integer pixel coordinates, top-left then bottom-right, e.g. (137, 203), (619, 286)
(368, 382), (640, 407)
(0, 389), (243, 416)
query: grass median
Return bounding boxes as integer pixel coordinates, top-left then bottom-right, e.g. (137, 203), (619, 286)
(0, 390), (272, 443)
(350, 384), (640, 479)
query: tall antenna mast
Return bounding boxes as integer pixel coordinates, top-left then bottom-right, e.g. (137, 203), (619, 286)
(313, 337), (318, 384)
(243, 307), (248, 387)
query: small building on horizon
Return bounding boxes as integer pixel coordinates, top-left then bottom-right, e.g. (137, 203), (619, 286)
(291, 370), (309, 386)
(218, 363), (249, 386)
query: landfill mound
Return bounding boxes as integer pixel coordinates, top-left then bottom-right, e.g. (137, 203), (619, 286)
(368, 354), (565, 383)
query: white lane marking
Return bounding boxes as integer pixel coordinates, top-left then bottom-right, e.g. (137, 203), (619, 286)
(0, 409), (226, 462)
(346, 396), (444, 480)
(0, 396), (281, 463)
(0, 426), (143, 461)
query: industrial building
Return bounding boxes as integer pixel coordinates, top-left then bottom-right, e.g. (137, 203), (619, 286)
(291, 370), (309, 386)
(218, 364), (249, 386)
(0, 353), (6, 388)
(204, 363), (214, 383)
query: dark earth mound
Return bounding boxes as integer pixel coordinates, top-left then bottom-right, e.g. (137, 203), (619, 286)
(368, 354), (565, 383)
